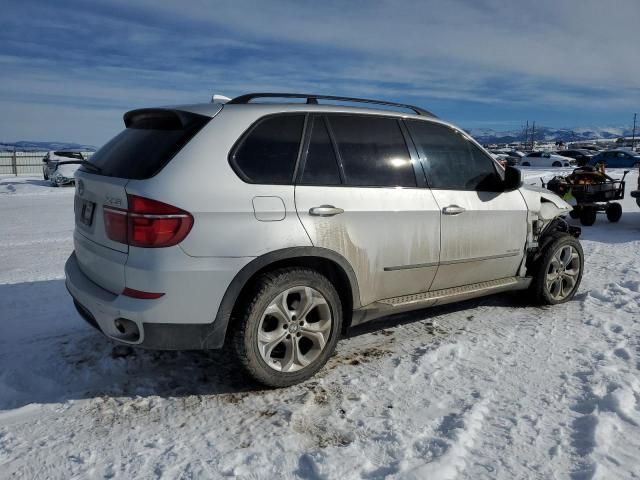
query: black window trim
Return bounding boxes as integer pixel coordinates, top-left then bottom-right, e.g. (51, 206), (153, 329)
(296, 112), (423, 189)
(228, 112), (308, 185)
(295, 114), (345, 186)
(403, 118), (502, 192)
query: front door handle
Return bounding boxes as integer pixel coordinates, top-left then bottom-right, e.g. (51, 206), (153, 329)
(309, 205), (344, 217)
(442, 205), (466, 215)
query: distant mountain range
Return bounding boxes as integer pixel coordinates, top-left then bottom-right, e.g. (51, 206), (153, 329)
(0, 141), (96, 152)
(1, 126), (636, 151)
(467, 126), (632, 144)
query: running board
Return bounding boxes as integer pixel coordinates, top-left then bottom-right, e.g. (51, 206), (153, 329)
(377, 277), (530, 309)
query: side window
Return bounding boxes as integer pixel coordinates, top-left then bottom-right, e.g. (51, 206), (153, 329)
(328, 115), (416, 187)
(406, 120), (501, 191)
(231, 114), (304, 184)
(300, 117), (342, 185)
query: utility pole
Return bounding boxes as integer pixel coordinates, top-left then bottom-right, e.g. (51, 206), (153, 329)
(523, 121), (529, 150)
(632, 113), (637, 151)
(531, 121), (536, 150)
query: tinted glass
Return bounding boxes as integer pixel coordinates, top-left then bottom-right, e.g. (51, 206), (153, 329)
(301, 117), (341, 185)
(87, 110), (210, 180)
(328, 115), (415, 187)
(232, 114), (304, 184)
(406, 120), (501, 191)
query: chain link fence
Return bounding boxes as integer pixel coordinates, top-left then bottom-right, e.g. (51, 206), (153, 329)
(0, 151), (94, 176)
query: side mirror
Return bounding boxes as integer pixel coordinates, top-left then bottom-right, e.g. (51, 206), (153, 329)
(503, 165), (522, 191)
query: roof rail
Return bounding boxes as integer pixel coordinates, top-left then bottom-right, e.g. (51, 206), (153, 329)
(227, 93), (436, 117)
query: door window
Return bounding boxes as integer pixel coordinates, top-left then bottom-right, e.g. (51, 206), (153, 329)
(328, 115), (416, 187)
(406, 120), (501, 191)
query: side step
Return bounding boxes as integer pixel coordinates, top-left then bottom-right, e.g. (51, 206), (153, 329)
(377, 277), (530, 309)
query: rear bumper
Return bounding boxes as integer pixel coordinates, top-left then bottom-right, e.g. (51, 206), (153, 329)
(64, 252), (246, 350)
(631, 189), (640, 198)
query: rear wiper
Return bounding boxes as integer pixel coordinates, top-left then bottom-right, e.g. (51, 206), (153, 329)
(80, 160), (102, 174)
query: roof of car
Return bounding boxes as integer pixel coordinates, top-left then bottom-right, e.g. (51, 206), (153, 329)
(170, 101), (436, 121)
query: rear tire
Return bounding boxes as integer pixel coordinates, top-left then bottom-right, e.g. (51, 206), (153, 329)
(579, 206), (597, 226)
(529, 234), (583, 305)
(606, 202), (622, 223)
(230, 268), (342, 387)
(521, 162), (531, 167)
(552, 161), (562, 167)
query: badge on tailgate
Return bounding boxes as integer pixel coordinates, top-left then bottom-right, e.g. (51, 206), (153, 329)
(80, 199), (95, 226)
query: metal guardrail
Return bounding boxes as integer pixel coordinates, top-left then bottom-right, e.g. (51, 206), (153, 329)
(0, 152), (94, 176)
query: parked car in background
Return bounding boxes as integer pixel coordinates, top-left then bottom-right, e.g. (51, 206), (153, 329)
(491, 153), (509, 166)
(504, 150), (525, 165)
(49, 161), (81, 186)
(555, 149), (593, 167)
(520, 151), (574, 167)
(589, 150), (640, 169)
(42, 151), (84, 180)
(64, 92), (584, 387)
(575, 145), (603, 153)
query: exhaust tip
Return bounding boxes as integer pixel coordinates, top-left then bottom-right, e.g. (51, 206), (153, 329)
(112, 318), (140, 342)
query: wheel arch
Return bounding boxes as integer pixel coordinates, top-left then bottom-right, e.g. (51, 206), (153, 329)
(206, 247), (360, 348)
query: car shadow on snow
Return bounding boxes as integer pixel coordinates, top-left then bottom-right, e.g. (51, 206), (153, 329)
(345, 290), (533, 340)
(0, 279), (262, 411)
(0, 276), (589, 411)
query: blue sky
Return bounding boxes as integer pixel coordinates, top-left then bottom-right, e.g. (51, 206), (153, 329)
(2, 0), (639, 146)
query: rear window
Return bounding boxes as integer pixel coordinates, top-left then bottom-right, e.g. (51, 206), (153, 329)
(230, 114), (305, 184)
(83, 109), (210, 180)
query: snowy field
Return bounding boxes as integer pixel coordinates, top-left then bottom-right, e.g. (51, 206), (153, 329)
(1, 170), (639, 479)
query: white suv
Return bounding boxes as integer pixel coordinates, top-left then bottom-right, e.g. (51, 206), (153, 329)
(65, 93), (584, 386)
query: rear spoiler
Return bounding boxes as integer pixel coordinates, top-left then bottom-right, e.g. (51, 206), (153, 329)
(123, 109), (208, 130)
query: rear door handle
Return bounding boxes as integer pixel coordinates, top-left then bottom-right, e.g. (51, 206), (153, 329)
(309, 205), (344, 217)
(442, 205), (466, 215)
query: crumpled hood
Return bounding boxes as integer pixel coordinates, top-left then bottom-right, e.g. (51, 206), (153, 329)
(519, 184), (572, 221)
(521, 184), (572, 209)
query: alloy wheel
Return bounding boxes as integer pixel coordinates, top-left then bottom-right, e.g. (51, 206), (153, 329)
(545, 245), (581, 301)
(257, 286), (332, 372)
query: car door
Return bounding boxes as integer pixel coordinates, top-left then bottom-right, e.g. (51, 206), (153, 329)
(295, 114), (441, 307)
(405, 119), (528, 291)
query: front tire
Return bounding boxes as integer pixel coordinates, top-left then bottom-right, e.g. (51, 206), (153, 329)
(529, 234), (583, 305)
(230, 268), (342, 387)
(579, 206), (597, 226)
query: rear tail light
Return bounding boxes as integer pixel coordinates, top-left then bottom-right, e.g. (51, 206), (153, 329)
(104, 195), (193, 248)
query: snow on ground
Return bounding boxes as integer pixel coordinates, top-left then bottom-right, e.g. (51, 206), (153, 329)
(0, 171), (639, 479)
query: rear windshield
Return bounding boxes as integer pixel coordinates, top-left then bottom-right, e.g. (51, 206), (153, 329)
(83, 109), (210, 179)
